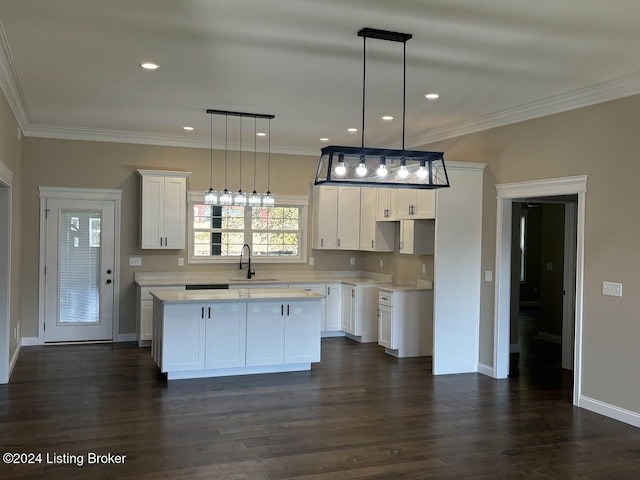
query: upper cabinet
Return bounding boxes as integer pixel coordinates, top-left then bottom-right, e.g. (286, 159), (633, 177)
(360, 188), (394, 252)
(375, 188), (393, 221)
(313, 185), (361, 250)
(138, 170), (190, 249)
(392, 189), (436, 219)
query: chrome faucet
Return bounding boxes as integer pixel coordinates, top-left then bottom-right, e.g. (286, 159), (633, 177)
(239, 244), (255, 279)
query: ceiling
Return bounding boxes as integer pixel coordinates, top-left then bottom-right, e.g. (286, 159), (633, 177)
(1, 0), (640, 156)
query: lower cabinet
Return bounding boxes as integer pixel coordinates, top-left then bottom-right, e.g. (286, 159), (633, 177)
(161, 303), (206, 372)
(284, 301), (321, 363)
(245, 302), (285, 366)
(205, 302), (247, 369)
(341, 283), (384, 343)
(325, 283), (342, 332)
(137, 285), (185, 346)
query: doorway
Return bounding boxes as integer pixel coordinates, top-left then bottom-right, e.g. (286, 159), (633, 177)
(38, 187), (122, 343)
(0, 166), (11, 383)
(509, 198), (577, 385)
(493, 176), (586, 406)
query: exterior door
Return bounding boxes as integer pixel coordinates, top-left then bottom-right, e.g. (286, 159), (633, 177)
(44, 199), (116, 342)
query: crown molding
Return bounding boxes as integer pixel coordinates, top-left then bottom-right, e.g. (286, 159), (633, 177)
(496, 175), (587, 199)
(0, 159), (13, 187)
(23, 123), (319, 157)
(410, 70), (640, 147)
(0, 20), (29, 131)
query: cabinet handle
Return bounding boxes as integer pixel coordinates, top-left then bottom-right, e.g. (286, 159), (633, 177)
(201, 306), (204, 319)
(371, 240), (374, 248)
(160, 237), (163, 247)
(385, 208), (389, 218)
(287, 304), (290, 316)
(338, 238), (341, 247)
(399, 241), (404, 250)
(327, 286), (331, 295)
(165, 236), (168, 246)
(377, 308), (380, 317)
(351, 289), (355, 298)
(281, 304), (284, 316)
(208, 307), (211, 319)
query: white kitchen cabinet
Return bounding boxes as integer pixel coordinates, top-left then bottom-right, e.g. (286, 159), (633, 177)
(378, 288), (433, 358)
(138, 169), (189, 249)
(399, 219), (435, 255)
(137, 285), (185, 346)
(341, 283), (385, 342)
(204, 302), (247, 369)
(325, 283), (343, 332)
(376, 188), (393, 221)
(312, 185), (361, 250)
(246, 302), (285, 366)
(288, 283), (326, 330)
(359, 188), (394, 252)
(284, 301), (321, 363)
(392, 189), (436, 219)
(160, 303), (206, 372)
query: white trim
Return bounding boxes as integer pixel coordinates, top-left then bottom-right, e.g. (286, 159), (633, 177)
(187, 192), (309, 206)
(0, 20), (29, 131)
(444, 161), (487, 171)
(138, 169), (190, 178)
(117, 333), (136, 342)
(24, 123), (319, 156)
(538, 332), (562, 344)
(493, 175), (587, 412)
(477, 363), (494, 377)
(21, 337), (39, 346)
(38, 186), (123, 201)
(0, 159), (13, 187)
(0, 181), (11, 383)
(578, 395), (640, 429)
(167, 362), (312, 380)
(8, 340), (19, 376)
(38, 187), (123, 344)
(410, 70), (640, 147)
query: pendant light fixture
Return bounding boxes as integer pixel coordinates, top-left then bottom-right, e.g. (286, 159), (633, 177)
(204, 112), (218, 205)
(314, 28), (450, 189)
(262, 117), (275, 207)
(234, 116), (247, 206)
(206, 109), (276, 206)
(248, 117), (262, 207)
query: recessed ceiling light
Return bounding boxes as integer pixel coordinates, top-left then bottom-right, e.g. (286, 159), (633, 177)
(183, 126), (194, 131)
(382, 115), (394, 121)
(256, 132), (266, 137)
(425, 93), (440, 100)
(347, 128), (358, 133)
(140, 62), (159, 70)
(320, 137), (329, 142)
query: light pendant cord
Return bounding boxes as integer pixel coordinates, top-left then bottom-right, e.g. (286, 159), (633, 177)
(267, 119), (271, 192)
(239, 116), (243, 191)
(210, 113), (214, 186)
(253, 117), (257, 191)
(224, 115), (228, 190)
(361, 34), (366, 148)
(402, 40), (406, 150)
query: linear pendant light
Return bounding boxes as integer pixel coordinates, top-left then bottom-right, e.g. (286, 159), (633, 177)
(314, 27), (450, 189)
(206, 109), (276, 206)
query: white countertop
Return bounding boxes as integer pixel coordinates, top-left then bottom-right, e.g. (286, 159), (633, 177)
(151, 288), (325, 303)
(379, 286), (432, 292)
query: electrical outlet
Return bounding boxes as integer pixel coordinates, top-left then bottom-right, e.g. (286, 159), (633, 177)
(485, 270), (493, 282)
(349, 257), (356, 266)
(309, 257), (315, 266)
(129, 256), (142, 267)
(178, 257), (184, 267)
(421, 263), (426, 274)
(602, 281), (622, 297)
(379, 259), (384, 268)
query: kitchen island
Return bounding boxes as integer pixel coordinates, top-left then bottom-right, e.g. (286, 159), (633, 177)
(151, 288), (323, 380)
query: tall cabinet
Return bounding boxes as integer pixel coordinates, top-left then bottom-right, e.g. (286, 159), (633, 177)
(313, 185), (361, 250)
(138, 169), (189, 249)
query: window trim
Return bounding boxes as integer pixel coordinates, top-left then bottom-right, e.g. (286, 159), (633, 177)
(187, 192), (308, 264)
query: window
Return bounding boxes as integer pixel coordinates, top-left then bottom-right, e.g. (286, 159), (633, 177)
(188, 194), (308, 263)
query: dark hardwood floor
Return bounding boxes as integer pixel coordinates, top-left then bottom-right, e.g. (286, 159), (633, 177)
(1, 336), (639, 479)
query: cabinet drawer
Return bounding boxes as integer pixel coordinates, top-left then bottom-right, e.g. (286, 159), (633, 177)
(378, 290), (393, 306)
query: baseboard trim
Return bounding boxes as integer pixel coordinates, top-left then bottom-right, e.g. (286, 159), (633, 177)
(8, 342), (20, 379)
(510, 343), (520, 353)
(538, 332), (562, 344)
(21, 337), (39, 346)
(477, 363), (494, 377)
(117, 333), (136, 342)
(321, 331), (346, 338)
(578, 395), (640, 429)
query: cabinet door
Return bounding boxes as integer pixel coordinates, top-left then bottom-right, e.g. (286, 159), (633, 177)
(399, 220), (415, 254)
(140, 300), (153, 342)
(140, 176), (164, 249)
(204, 302), (247, 369)
(163, 176), (187, 249)
(312, 186), (338, 249)
(325, 283), (342, 331)
(414, 190), (436, 219)
(376, 188), (393, 221)
(359, 188), (377, 251)
(289, 283), (326, 331)
(162, 303), (205, 372)
(341, 285), (352, 333)
(284, 301), (321, 363)
(393, 189), (416, 219)
(337, 186), (361, 250)
(378, 305), (393, 348)
(246, 302), (285, 366)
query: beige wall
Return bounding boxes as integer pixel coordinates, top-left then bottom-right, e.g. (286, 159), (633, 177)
(20, 138), (364, 337)
(420, 94), (640, 413)
(0, 89), (22, 363)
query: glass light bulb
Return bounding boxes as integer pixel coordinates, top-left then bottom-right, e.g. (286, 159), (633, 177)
(397, 165), (409, 179)
(219, 189), (233, 206)
(234, 190), (247, 206)
(334, 162), (347, 176)
(262, 192), (275, 207)
(376, 164), (388, 177)
(356, 163), (367, 176)
(416, 166), (428, 180)
(204, 188), (217, 205)
(248, 191), (262, 207)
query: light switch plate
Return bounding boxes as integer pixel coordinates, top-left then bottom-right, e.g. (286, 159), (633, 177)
(349, 257), (356, 266)
(129, 256), (142, 267)
(309, 257), (314, 266)
(379, 259), (384, 268)
(485, 270), (493, 282)
(602, 281), (622, 297)
(178, 258), (184, 267)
